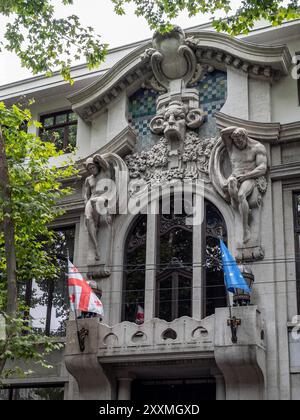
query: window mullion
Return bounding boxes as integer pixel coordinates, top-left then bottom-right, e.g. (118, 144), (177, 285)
(45, 279), (54, 336)
(192, 195), (204, 320)
(144, 201), (160, 322)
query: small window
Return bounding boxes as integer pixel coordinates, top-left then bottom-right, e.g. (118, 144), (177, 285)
(40, 110), (78, 152)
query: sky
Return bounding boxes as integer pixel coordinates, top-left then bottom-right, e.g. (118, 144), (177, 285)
(0, 0), (239, 86)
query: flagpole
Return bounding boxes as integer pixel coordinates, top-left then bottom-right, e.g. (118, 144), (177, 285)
(220, 240), (242, 344)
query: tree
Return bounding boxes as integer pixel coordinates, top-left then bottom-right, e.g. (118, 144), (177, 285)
(0, 0), (108, 83)
(112, 0), (300, 34)
(0, 102), (76, 378)
(1, 1), (299, 84)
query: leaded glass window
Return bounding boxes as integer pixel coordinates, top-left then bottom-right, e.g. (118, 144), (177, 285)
(204, 202), (227, 317)
(156, 198), (193, 321)
(123, 215), (147, 323)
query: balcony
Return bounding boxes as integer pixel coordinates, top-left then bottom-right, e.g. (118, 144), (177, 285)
(65, 306), (266, 400)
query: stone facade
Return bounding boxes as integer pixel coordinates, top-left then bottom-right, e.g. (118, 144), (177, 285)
(1, 19), (300, 401)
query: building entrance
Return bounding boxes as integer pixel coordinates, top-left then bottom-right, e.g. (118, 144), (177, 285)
(132, 378), (216, 401)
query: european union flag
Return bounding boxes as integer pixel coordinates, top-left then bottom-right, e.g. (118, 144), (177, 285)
(220, 240), (251, 294)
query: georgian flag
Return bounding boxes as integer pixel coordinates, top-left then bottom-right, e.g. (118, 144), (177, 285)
(68, 260), (104, 317)
(135, 305), (144, 325)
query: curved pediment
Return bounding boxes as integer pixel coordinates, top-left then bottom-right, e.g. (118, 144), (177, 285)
(185, 30), (291, 76)
(69, 28), (292, 122)
(68, 42), (153, 121)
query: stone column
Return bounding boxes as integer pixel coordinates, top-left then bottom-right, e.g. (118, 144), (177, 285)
(118, 378), (133, 400)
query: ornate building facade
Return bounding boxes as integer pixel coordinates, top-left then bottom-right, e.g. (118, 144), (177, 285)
(1, 19), (300, 400)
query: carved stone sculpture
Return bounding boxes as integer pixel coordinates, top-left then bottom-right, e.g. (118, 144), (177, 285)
(84, 153), (128, 276)
(84, 155), (111, 261)
(209, 126), (268, 260)
(142, 26), (214, 111)
(149, 100), (204, 168)
(126, 101), (215, 195)
(147, 26), (197, 91)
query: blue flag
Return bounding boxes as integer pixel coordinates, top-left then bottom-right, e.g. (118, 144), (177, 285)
(220, 240), (251, 294)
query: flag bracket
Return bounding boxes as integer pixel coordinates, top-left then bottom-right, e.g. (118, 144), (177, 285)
(227, 317), (242, 344)
(77, 327), (89, 352)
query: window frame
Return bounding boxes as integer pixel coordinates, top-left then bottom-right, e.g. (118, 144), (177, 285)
(122, 214), (147, 323)
(39, 109), (78, 151)
(156, 269), (192, 321)
(296, 52), (300, 107)
(0, 384), (65, 401)
(293, 192), (300, 314)
(22, 225), (76, 336)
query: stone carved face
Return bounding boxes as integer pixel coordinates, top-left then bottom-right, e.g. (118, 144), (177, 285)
(87, 163), (100, 176)
(232, 128), (248, 150)
(84, 155), (109, 176)
(163, 102), (187, 144)
(150, 101), (204, 145)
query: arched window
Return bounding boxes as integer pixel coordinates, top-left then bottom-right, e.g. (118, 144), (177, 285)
(122, 214), (147, 323)
(204, 202), (228, 317)
(156, 199), (193, 322)
(122, 199), (227, 323)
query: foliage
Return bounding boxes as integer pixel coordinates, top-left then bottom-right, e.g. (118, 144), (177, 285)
(111, 0), (300, 34)
(1, 1), (299, 83)
(0, 314), (63, 381)
(0, 101), (77, 378)
(0, 0), (108, 82)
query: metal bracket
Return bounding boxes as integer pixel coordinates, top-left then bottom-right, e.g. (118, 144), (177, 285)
(77, 327), (89, 352)
(227, 317), (242, 344)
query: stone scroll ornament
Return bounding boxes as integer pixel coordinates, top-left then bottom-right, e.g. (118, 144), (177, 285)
(141, 25), (215, 94)
(144, 26), (197, 91)
(209, 126), (268, 261)
(84, 153), (128, 276)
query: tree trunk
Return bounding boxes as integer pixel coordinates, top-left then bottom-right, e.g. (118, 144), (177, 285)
(0, 126), (17, 318)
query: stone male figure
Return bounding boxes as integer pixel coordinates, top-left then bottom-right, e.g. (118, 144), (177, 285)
(221, 127), (268, 244)
(84, 155), (112, 261)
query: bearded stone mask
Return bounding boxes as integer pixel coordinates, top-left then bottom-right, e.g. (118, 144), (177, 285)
(150, 101), (204, 145)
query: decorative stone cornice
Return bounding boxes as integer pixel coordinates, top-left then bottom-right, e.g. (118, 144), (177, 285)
(68, 29), (292, 122)
(215, 112), (281, 142)
(270, 162), (300, 181)
(278, 121), (300, 143)
(216, 112), (300, 144)
(186, 31), (292, 82)
(68, 42), (152, 121)
(76, 125), (137, 175)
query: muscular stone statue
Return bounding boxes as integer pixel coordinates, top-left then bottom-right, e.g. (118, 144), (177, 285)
(84, 155), (112, 261)
(221, 127), (268, 244)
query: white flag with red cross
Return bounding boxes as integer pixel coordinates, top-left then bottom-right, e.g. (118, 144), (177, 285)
(135, 305), (144, 325)
(68, 260), (104, 317)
